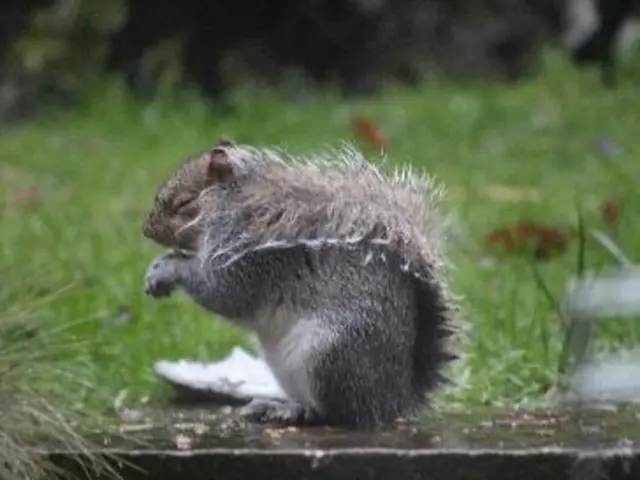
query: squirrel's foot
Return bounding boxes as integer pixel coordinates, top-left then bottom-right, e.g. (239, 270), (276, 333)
(144, 253), (180, 298)
(237, 399), (319, 426)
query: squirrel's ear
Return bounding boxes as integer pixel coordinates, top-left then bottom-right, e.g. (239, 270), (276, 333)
(206, 147), (235, 183)
(215, 139), (236, 149)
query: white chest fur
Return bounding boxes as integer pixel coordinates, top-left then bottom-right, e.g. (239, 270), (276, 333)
(250, 308), (335, 411)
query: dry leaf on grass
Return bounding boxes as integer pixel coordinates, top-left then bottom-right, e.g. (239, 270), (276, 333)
(600, 197), (621, 236)
(351, 116), (388, 149)
(12, 186), (41, 207)
(485, 221), (569, 261)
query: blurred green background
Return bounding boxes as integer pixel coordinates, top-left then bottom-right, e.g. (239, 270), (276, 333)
(0, 0), (639, 414)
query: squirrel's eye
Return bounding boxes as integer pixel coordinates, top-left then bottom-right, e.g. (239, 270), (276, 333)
(173, 198), (193, 211)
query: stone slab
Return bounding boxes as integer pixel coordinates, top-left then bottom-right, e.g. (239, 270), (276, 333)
(40, 405), (640, 480)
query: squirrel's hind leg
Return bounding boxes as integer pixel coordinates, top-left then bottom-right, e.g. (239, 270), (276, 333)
(237, 398), (323, 426)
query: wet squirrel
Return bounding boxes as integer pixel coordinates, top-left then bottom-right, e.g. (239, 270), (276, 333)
(142, 140), (459, 428)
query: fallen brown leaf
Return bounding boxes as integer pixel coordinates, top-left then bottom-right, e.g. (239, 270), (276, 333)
(351, 116), (388, 149)
(485, 221), (569, 261)
(12, 186), (41, 207)
(601, 197), (620, 236)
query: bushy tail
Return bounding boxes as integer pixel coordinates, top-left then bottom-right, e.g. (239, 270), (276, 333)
(410, 271), (459, 399)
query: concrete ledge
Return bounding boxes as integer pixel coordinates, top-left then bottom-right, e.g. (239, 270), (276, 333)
(42, 406), (640, 480)
(47, 446), (640, 480)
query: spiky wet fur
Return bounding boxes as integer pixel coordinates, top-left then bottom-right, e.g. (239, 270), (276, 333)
(144, 142), (459, 428)
(188, 143), (447, 274)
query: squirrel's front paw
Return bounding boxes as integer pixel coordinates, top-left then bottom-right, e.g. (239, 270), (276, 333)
(144, 254), (179, 298)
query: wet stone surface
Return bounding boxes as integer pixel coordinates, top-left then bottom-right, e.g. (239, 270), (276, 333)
(47, 404), (640, 480)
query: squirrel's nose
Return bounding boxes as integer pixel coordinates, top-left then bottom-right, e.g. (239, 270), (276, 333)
(142, 215), (154, 239)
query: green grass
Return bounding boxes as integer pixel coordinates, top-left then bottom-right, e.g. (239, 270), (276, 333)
(1, 50), (640, 415)
(0, 294), (126, 479)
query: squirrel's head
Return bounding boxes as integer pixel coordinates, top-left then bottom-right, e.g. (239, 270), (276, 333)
(142, 139), (239, 251)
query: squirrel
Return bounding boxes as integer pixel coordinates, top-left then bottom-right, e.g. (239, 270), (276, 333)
(141, 140), (459, 428)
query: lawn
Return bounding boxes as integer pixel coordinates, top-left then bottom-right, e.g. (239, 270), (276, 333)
(1, 50), (639, 417)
